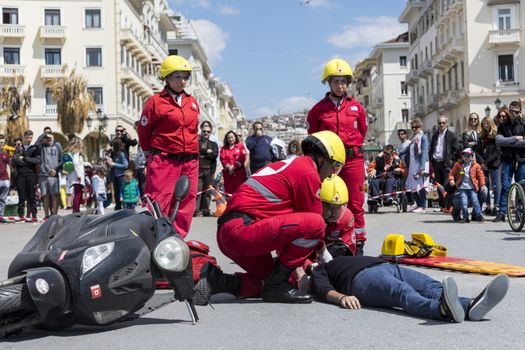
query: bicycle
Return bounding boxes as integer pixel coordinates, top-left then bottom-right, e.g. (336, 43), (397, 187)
(507, 180), (525, 232)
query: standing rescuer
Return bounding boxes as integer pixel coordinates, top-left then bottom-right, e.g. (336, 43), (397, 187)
(307, 58), (368, 254)
(137, 55), (199, 238)
(194, 131), (345, 305)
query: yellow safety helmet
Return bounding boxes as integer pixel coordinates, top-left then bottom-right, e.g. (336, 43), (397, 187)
(322, 58), (353, 84)
(320, 175), (349, 205)
(301, 130), (346, 167)
(159, 55), (192, 80)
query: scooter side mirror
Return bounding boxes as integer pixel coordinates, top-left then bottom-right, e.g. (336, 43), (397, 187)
(174, 175), (189, 202)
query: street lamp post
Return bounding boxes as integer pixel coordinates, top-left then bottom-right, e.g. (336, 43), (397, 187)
(87, 108), (108, 161)
(495, 98), (502, 111)
(485, 106), (491, 117)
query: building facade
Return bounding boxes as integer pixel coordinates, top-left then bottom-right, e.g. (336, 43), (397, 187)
(0, 1), (245, 160)
(167, 16), (245, 142)
(400, 0), (524, 135)
(354, 33), (411, 146)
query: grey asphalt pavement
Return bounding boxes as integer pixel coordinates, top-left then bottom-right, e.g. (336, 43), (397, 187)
(1, 206), (524, 349)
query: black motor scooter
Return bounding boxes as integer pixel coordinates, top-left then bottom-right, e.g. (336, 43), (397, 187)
(0, 175), (198, 337)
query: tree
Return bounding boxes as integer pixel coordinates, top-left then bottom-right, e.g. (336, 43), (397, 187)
(49, 68), (96, 135)
(0, 76), (31, 143)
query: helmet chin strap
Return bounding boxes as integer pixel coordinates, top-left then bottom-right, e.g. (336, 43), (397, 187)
(166, 83), (183, 97)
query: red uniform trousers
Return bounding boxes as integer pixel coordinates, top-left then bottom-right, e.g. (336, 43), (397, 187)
(223, 168), (247, 195)
(145, 153), (198, 238)
(217, 212), (325, 298)
(338, 153), (366, 242)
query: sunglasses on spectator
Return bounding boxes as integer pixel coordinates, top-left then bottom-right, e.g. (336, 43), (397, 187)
(116, 129), (124, 133)
(254, 128), (263, 131)
(469, 118), (478, 121)
(411, 126), (419, 130)
(236, 134), (242, 137)
(202, 130), (211, 134)
(384, 152), (392, 157)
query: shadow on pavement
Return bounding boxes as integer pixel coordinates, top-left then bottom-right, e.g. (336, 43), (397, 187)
(2, 317), (191, 342)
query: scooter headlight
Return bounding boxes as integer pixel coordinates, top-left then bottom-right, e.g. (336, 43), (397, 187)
(153, 236), (190, 272)
(82, 242), (115, 274)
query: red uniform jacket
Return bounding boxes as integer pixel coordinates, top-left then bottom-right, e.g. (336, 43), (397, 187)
(325, 207), (356, 255)
(225, 156), (322, 218)
(220, 143), (247, 170)
(138, 89), (199, 154)
(307, 93), (367, 148)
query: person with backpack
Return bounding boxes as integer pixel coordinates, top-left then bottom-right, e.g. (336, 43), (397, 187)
(194, 131), (345, 305)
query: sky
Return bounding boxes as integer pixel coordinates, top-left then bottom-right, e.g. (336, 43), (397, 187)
(168, 0), (408, 119)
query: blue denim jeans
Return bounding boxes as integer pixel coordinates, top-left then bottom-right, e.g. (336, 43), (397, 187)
(0, 179), (9, 215)
(484, 168), (500, 208)
(458, 189), (482, 218)
(499, 161), (525, 214)
(352, 263), (471, 320)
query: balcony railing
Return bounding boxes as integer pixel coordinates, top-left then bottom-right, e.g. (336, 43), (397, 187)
(145, 74), (163, 92)
(427, 94), (439, 110)
(0, 24), (25, 41)
(146, 33), (168, 63)
(39, 26), (67, 42)
(40, 65), (67, 79)
(419, 60), (433, 78)
(406, 70), (419, 85)
(45, 105), (58, 116)
(0, 64), (25, 77)
(439, 90), (460, 108)
(489, 29), (521, 46)
(120, 28), (151, 61)
(121, 67), (153, 95)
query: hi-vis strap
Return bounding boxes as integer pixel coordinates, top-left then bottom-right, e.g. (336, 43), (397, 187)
(404, 237), (447, 258)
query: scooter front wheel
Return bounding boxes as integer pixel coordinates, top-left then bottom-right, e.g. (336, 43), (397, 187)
(0, 283), (38, 337)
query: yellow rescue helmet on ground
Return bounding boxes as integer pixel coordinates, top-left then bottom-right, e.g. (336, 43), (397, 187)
(301, 130), (346, 166)
(159, 55), (192, 80)
(320, 175), (349, 205)
(322, 58), (353, 83)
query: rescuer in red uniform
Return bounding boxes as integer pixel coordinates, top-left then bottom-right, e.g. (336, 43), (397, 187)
(307, 58), (368, 255)
(137, 55), (199, 238)
(193, 131), (346, 305)
(320, 175), (356, 257)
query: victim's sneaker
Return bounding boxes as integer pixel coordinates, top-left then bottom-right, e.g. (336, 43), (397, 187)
(467, 274), (510, 321)
(440, 276), (465, 323)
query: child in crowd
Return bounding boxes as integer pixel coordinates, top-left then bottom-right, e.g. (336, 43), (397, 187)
(120, 169), (140, 210)
(92, 168), (107, 215)
(449, 148), (487, 223)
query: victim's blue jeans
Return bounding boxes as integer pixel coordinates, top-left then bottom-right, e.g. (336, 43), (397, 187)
(499, 161), (525, 214)
(352, 263), (471, 320)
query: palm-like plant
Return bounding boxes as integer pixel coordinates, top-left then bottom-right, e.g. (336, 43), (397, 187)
(0, 76), (31, 142)
(49, 68), (96, 135)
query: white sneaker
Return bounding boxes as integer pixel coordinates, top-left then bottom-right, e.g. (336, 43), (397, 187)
(412, 207), (426, 213)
